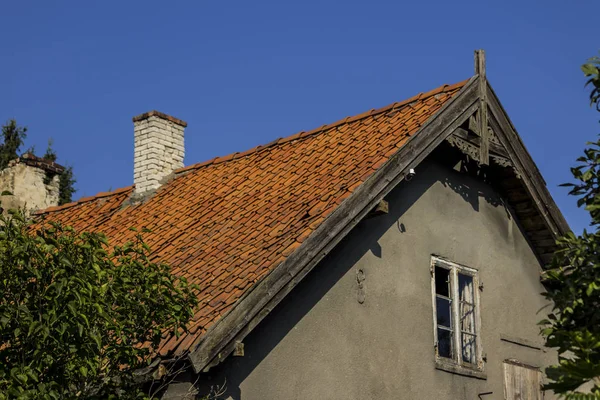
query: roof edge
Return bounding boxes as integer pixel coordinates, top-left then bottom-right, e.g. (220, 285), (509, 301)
(33, 80), (468, 217)
(174, 79), (469, 174)
(188, 75), (572, 370)
(187, 76), (480, 373)
(485, 81), (571, 237)
(33, 186), (133, 215)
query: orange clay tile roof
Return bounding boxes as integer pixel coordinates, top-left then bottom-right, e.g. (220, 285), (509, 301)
(33, 79), (467, 357)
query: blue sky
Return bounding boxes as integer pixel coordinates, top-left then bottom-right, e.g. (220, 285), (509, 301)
(0, 1), (598, 233)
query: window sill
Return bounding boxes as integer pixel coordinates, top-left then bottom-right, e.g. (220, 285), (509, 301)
(435, 359), (487, 380)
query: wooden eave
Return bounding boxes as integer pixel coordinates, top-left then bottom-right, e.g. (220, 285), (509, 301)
(187, 74), (570, 373)
(485, 82), (570, 262)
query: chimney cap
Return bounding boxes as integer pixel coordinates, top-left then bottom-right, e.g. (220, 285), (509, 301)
(132, 110), (187, 127)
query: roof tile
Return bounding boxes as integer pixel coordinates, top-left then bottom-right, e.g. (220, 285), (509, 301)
(32, 79), (467, 357)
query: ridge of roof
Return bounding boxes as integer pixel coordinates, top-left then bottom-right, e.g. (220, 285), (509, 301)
(30, 77), (470, 360)
(33, 185), (133, 215)
(33, 78), (467, 217)
(175, 79), (468, 174)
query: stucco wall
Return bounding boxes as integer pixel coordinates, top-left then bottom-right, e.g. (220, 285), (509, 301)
(0, 162), (60, 214)
(164, 160), (555, 400)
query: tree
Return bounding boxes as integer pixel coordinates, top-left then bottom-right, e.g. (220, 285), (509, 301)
(0, 211), (198, 399)
(540, 55), (600, 399)
(42, 139), (57, 163)
(0, 120), (27, 170)
(0, 124), (77, 204)
(43, 138), (77, 205)
(58, 165), (76, 205)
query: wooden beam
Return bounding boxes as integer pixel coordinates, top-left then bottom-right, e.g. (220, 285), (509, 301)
(527, 230), (555, 241)
(512, 201), (537, 214)
(187, 76), (481, 373)
(531, 239), (556, 248)
(468, 114), (479, 135)
(486, 82), (570, 238)
(498, 176), (525, 190)
(475, 49), (489, 165)
(452, 127), (509, 159)
(366, 199), (389, 218)
(504, 189), (531, 203)
(233, 341), (244, 357)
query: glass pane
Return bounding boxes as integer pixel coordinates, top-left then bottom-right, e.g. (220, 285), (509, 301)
(437, 328), (453, 359)
(435, 266), (451, 297)
(460, 302), (475, 334)
(461, 333), (477, 364)
(436, 296), (452, 328)
(458, 273), (474, 304)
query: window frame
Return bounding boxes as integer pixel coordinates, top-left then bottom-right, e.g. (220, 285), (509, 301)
(430, 256), (485, 378)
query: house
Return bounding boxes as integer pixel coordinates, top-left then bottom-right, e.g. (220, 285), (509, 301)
(0, 153), (64, 215)
(34, 51), (569, 399)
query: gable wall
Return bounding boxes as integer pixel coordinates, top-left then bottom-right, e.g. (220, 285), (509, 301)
(164, 160), (556, 400)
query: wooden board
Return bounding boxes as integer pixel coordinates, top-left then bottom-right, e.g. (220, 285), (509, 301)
(503, 360), (543, 400)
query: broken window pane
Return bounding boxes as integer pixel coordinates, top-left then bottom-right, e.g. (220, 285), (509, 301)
(435, 266), (451, 297)
(433, 259), (480, 367)
(437, 328), (453, 359)
(436, 297), (452, 328)
(435, 265), (454, 360)
(462, 333), (476, 364)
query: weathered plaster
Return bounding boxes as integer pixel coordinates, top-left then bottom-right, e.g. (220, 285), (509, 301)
(163, 160), (555, 400)
(0, 162), (60, 215)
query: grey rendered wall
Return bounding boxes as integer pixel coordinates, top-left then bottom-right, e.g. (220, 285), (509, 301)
(165, 160), (555, 400)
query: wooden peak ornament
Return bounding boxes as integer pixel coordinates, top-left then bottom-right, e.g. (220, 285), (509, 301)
(474, 49), (489, 166)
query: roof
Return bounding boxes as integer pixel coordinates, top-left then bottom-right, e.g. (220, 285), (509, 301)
(33, 79), (467, 357)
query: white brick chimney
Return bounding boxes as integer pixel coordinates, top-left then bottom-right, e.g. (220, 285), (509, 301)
(132, 111), (186, 197)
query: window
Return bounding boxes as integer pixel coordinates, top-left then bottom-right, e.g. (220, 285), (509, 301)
(431, 257), (483, 375)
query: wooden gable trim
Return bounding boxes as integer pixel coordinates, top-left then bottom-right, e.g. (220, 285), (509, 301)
(187, 74), (572, 373)
(485, 82), (570, 240)
(475, 49), (490, 165)
(187, 76), (481, 372)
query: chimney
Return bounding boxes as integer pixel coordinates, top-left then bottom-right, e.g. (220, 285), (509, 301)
(132, 111), (186, 197)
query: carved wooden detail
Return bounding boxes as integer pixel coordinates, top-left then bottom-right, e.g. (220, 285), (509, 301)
(446, 134), (480, 161)
(446, 118), (513, 169)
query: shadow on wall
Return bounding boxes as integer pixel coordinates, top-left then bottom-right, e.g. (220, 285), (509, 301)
(191, 159), (510, 400)
(440, 161), (506, 212)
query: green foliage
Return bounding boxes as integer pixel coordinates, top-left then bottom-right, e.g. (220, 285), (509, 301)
(0, 120), (27, 171)
(42, 137), (76, 204)
(58, 166), (76, 205)
(0, 122), (77, 204)
(541, 55), (600, 399)
(583, 55), (600, 111)
(42, 139), (57, 163)
(0, 211), (198, 399)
